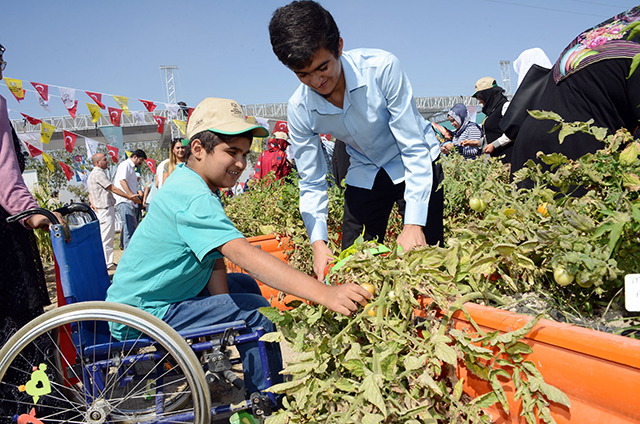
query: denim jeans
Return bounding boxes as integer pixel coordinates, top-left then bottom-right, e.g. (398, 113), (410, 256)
(161, 273), (283, 394)
(115, 202), (137, 250)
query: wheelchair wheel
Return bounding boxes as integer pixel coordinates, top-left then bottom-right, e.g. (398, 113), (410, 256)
(0, 302), (211, 424)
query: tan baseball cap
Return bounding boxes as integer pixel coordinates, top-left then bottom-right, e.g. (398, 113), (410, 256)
(273, 131), (288, 141)
(472, 77), (497, 97)
(186, 97), (269, 139)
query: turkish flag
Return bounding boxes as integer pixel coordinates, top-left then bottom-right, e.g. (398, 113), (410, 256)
(320, 133), (332, 140)
(106, 145), (119, 163)
(145, 158), (156, 174)
(187, 107), (195, 123)
(31, 82), (49, 101)
(108, 107), (122, 127)
(153, 115), (166, 134)
(86, 91), (106, 109)
(63, 130), (77, 153)
(274, 120), (289, 133)
(20, 113), (42, 125)
(66, 101), (78, 119)
(140, 99), (157, 112)
(59, 161), (74, 181)
(24, 143), (43, 158)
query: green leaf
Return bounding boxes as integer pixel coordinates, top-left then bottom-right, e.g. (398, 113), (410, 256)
(260, 331), (284, 343)
(624, 21), (640, 41)
(416, 370), (444, 396)
(469, 256), (497, 275)
(558, 125), (579, 144)
(627, 52), (640, 79)
(453, 378), (464, 401)
(264, 411), (291, 424)
(362, 374), (387, 416)
(362, 413), (385, 424)
(334, 379), (357, 393)
(342, 359), (366, 378)
(404, 355), (427, 372)
(537, 380), (571, 407)
(528, 110), (563, 122)
(622, 173), (640, 191)
(494, 243), (517, 256)
(259, 307), (285, 323)
(265, 376), (310, 393)
(506, 341), (534, 356)
(608, 221), (625, 256)
(470, 391), (499, 409)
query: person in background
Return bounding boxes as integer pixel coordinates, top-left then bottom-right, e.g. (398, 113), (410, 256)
(472, 77), (512, 163)
(162, 138), (187, 183)
(269, 0), (444, 281)
(87, 152), (139, 270)
(252, 131), (292, 181)
(113, 149), (145, 250)
(440, 103), (484, 159)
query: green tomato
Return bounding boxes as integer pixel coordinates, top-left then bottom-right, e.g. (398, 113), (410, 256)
(469, 198), (487, 212)
(553, 266), (574, 286)
(576, 275), (594, 288)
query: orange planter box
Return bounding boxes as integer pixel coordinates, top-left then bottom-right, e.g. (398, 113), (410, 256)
(225, 234), (307, 310)
(416, 297), (640, 423)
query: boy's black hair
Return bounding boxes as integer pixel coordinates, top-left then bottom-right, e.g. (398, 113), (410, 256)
(131, 149), (147, 160)
(269, 0), (341, 70)
(185, 130), (254, 160)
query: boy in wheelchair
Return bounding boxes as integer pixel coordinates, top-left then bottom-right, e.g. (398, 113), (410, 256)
(106, 97), (372, 400)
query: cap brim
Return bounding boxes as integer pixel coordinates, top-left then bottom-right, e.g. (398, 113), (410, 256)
(207, 124), (269, 138)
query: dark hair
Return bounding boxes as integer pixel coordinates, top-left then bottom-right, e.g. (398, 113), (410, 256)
(185, 130), (254, 160)
(132, 149), (147, 160)
(269, 0), (341, 70)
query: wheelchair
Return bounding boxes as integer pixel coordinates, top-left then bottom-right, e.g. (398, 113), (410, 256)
(0, 204), (278, 424)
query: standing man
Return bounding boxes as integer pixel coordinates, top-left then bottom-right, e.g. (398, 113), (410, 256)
(87, 153), (140, 269)
(113, 149), (146, 250)
(269, 0), (444, 281)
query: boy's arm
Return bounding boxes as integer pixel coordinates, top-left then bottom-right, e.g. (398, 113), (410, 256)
(207, 258), (229, 295)
(219, 238), (372, 316)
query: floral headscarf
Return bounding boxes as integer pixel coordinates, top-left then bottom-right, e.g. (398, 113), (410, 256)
(553, 6), (640, 84)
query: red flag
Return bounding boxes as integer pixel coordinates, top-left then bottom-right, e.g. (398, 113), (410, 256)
(140, 99), (157, 112)
(59, 161), (74, 181)
(31, 82), (49, 101)
(153, 115), (166, 134)
(66, 101), (78, 119)
(63, 130), (77, 153)
(320, 133), (332, 140)
(106, 145), (119, 163)
(187, 107), (195, 122)
(145, 158), (156, 174)
(20, 113), (42, 125)
(274, 120), (289, 133)
(108, 107), (122, 127)
(24, 143), (43, 158)
(86, 91), (106, 109)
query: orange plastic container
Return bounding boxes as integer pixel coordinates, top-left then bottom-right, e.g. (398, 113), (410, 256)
(416, 297), (640, 423)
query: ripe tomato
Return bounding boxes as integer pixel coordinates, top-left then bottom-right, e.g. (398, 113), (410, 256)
(553, 266), (574, 286)
(361, 283), (376, 296)
(538, 202), (550, 217)
(469, 198), (487, 212)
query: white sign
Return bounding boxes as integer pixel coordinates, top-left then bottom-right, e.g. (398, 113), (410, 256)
(625, 274), (640, 312)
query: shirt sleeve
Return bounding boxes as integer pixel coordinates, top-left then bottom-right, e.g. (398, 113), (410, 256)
(288, 101), (330, 244)
(492, 102), (512, 147)
(378, 53), (436, 226)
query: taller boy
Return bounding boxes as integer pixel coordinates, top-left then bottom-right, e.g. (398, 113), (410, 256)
(269, 1), (444, 280)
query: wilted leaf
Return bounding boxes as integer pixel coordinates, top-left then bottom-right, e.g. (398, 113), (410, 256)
(260, 331), (284, 343)
(362, 374), (387, 416)
(528, 110), (563, 122)
(494, 243), (517, 256)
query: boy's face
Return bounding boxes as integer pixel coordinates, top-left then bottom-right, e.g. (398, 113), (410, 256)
(194, 136), (251, 192)
(292, 38), (344, 98)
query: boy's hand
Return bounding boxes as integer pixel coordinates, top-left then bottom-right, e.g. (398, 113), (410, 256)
(322, 283), (372, 316)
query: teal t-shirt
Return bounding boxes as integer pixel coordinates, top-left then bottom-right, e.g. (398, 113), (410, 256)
(106, 164), (243, 340)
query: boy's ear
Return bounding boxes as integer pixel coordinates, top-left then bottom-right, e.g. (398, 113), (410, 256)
(190, 139), (203, 158)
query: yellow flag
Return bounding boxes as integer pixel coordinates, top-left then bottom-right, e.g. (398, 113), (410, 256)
(4, 77), (25, 102)
(125, 150), (132, 158)
(87, 103), (102, 123)
(113, 95), (130, 117)
(173, 119), (187, 136)
(251, 138), (264, 154)
(42, 152), (55, 172)
(246, 116), (257, 124)
(41, 122), (56, 144)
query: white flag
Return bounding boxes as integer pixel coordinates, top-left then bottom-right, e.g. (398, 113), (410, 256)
(37, 92), (51, 112)
(165, 103), (180, 118)
(58, 87), (77, 110)
(132, 110), (147, 125)
(17, 132), (43, 151)
(255, 117), (269, 130)
(84, 137), (100, 158)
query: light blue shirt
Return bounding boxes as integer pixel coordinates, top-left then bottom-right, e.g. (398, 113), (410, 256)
(106, 163), (243, 339)
(287, 48), (440, 244)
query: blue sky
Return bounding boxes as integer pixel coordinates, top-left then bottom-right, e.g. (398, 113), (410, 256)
(1, 0), (638, 120)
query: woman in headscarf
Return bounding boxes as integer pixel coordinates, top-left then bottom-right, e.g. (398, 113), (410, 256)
(440, 103), (484, 159)
(472, 78), (513, 164)
(253, 131), (292, 181)
(510, 5), (640, 181)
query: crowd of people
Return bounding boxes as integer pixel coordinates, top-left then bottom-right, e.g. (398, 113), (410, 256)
(3, 1), (640, 414)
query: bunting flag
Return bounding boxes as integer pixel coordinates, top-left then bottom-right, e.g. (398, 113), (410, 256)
(145, 158), (156, 174)
(187, 107), (195, 122)
(140, 99), (156, 112)
(4, 78), (25, 102)
(63, 130), (77, 153)
(274, 120), (288, 133)
(17, 132), (42, 150)
(86, 91), (106, 109)
(87, 103), (102, 123)
(320, 133), (332, 141)
(31, 82), (49, 101)
(41, 122), (56, 144)
(85, 137), (99, 159)
(72, 155), (87, 179)
(24, 142), (43, 158)
(20, 113), (42, 125)
(59, 161), (74, 181)
(165, 103), (180, 118)
(99, 126), (124, 161)
(173, 119), (187, 136)
(153, 115), (166, 134)
(108, 107), (122, 127)
(77, 169), (88, 189)
(255, 117), (269, 131)
(106, 145), (119, 163)
(125, 150), (132, 158)
(37, 93), (50, 112)
(131, 110), (147, 125)
(59, 87), (78, 119)
(113, 95), (130, 117)
(42, 152), (55, 172)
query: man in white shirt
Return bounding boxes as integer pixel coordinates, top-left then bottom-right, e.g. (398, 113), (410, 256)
(87, 153), (140, 268)
(113, 149), (146, 250)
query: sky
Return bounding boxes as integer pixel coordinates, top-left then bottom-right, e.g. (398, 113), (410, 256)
(1, 0), (638, 121)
